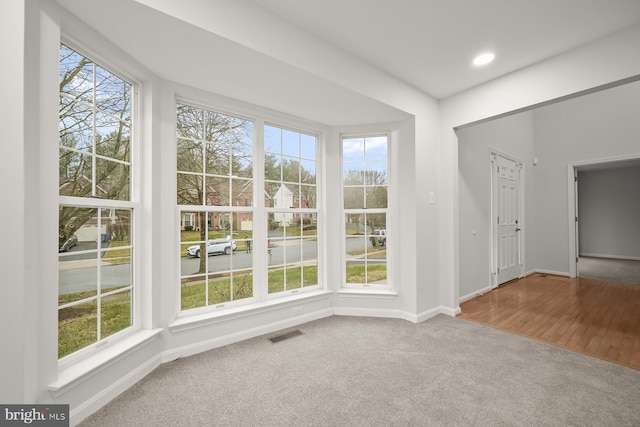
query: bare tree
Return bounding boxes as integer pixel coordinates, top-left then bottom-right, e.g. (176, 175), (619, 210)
(176, 104), (253, 274)
(58, 44), (131, 249)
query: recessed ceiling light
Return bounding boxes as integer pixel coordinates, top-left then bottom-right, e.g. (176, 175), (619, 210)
(473, 52), (495, 66)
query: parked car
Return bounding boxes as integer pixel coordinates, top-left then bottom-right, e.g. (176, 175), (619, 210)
(59, 234), (78, 252)
(187, 236), (237, 257)
(369, 229), (386, 246)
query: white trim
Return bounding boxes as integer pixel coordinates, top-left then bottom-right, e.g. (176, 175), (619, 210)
(459, 286), (492, 304)
(333, 305), (457, 323)
(69, 353), (161, 426)
(49, 328), (162, 396)
(336, 289), (397, 298)
(163, 308), (333, 362)
(579, 253), (640, 261)
(333, 307), (412, 321)
(437, 305), (462, 317)
(340, 132), (392, 290)
(169, 290), (332, 333)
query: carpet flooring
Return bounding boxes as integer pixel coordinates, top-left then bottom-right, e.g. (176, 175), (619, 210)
(578, 256), (640, 284)
(80, 315), (640, 427)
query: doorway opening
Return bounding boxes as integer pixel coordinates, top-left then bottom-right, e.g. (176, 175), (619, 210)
(569, 155), (640, 284)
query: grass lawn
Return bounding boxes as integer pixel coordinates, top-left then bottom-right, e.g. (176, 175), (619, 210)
(345, 263), (387, 283)
(180, 265), (319, 310)
(272, 226), (317, 237)
(58, 289), (131, 359)
(102, 239), (131, 265)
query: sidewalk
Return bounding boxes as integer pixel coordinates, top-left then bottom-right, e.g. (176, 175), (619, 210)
(58, 258), (111, 271)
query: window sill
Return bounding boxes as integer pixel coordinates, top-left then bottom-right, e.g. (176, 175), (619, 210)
(169, 290), (333, 334)
(336, 289), (398, 298)
(48, 328), (162, 397)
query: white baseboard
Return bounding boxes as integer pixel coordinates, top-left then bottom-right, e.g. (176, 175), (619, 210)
(580, 253), (640, 261)
(437, 305), (461, 317)
(459, 286), (492, 304)
(70, 354), (161, 426)
(415, 306), (446, 322)
(161, 308), (333, 363)
(333, 306), (458, 323)
(333, 306), (411, 321)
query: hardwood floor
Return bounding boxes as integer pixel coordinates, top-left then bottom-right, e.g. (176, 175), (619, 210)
(458, 273), (640, 370)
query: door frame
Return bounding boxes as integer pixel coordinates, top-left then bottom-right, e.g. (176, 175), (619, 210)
(490, 149), (525, 289)
(567, 153), (640, 277)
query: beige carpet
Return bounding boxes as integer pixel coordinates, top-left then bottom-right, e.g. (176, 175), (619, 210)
(80, 315), (640, 426)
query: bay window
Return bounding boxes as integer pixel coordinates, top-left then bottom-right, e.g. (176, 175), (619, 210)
(177, 102), (321, 312)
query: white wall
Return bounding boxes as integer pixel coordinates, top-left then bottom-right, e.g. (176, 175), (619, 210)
(532, 80), (640, 274)
(456, 112), (536, 300)
(578, 166), (640, 260)
(455, 76), (640, 299)
(0, 0), (26, 404)
(3, 2), (438, 424)
(441, 23), (640, 307)
(6, 1), (640, 423)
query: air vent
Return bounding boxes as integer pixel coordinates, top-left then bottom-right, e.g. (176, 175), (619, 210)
(268, 329), (303, 343)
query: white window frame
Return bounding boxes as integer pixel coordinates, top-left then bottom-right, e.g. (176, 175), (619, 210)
(174, 96), (323, 316)
(341, 133), (392, 291)
(264, 122), (321, 299)
(57, 38), (141, 367)
(176, 101), (257, 313)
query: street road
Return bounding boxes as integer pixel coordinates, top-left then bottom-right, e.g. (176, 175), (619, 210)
(59, 236), (383, 295)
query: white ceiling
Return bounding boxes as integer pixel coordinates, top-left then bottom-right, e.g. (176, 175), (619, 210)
(251, 0), (640, 98)
(57, 0), (640, 125)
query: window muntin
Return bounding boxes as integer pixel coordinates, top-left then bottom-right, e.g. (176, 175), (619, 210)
(177, 104), (255, 310)
(265, 125), (318, 294)
(58, 44), (135, 360)
(59, 45), (131, 201)
(342, 136), (388, 287)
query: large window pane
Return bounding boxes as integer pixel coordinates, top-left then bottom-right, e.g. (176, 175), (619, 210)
(58, 44), (135, 360)
(264, 126), (318, 295)
(179, 209), (254, 310)
(59, 44), (132, 201)
(342, 135), (389, 287)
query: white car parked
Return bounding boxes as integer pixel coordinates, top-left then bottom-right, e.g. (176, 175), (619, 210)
(187, 236), (237, 257)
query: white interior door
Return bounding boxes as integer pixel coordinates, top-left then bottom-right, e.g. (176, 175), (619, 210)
(496, 155), (522, 284)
